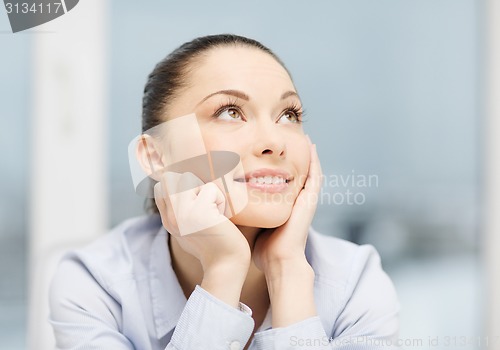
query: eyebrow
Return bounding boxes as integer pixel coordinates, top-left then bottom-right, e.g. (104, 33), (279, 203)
(196, 89), (299, 106)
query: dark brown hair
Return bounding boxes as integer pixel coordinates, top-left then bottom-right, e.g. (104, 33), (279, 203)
(141, 34), (290, 212)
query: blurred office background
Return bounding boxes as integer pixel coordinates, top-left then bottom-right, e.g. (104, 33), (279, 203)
(1, 0), (499, 349)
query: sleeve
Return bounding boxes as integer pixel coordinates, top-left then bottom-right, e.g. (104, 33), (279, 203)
(167, 285), (255, 350)
(251, 245), (401, 350)
(49, 257), (255, 350)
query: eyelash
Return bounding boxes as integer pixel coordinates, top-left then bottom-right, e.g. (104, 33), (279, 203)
(212, 98), (306, 124)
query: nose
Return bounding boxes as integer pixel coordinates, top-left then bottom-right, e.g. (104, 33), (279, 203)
(252, 120), (286, 159)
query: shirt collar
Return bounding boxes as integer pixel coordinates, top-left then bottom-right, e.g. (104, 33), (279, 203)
(149, 222), (187, 339)
(305, 225), (322, 271)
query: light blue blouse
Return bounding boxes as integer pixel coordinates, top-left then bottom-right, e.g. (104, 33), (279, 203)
(49, 215), (400, 350)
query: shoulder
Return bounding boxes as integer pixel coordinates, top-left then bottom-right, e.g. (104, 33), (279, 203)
(306, 226), (396, 297)
(50, 215), (163, 302)
(76, 215), (159, 272)
(306, 227), (400, 338)
(48, 216), (163, 347)
(306, 226), (383, 285)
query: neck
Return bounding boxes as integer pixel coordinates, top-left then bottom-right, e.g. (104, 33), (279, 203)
(168, 225), (269, 308)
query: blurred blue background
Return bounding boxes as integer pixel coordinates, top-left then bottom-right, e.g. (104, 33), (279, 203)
(0, 0), (485, 348)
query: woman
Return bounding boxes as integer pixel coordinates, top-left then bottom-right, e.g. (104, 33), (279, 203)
(49, 34), (400, 350)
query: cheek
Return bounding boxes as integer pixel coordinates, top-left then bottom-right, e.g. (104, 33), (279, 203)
(200, 129), (241, 153)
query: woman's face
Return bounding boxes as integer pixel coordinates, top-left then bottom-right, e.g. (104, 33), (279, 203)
(163, 46), (310, 228)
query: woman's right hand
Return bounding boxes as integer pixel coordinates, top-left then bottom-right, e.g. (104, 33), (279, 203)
(154, 171), (251, 306)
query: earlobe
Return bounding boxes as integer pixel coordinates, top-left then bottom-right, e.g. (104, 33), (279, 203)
(136, 134), (165, 181)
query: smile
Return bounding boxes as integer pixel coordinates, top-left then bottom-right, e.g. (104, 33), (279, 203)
(234, 176), (290, 184)
(233, 168), (293, 193)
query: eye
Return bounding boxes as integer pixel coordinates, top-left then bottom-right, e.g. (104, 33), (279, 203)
(215, 107), (244, 121)
(278, 109), (302, 124)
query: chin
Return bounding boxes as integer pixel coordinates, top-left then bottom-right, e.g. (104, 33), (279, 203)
(230, 201), (292, 228)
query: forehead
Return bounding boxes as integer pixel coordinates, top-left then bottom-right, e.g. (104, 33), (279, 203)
(188, 46), (295, 93)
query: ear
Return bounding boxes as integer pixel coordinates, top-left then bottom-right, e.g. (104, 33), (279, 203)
(136, 134), (165, 181)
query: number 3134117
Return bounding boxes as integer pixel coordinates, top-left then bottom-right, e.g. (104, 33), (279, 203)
(5, 2), (63, 14)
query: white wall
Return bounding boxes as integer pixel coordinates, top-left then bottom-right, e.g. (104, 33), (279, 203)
(485, 0), (500, 344)
(28, 1), (109, 348)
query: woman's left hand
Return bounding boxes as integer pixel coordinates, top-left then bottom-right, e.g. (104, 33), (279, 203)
(253, 135), (323, 274)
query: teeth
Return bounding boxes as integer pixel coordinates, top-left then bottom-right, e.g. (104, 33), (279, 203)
(247, 176), (287, 185)
(272, 176), (283, 184)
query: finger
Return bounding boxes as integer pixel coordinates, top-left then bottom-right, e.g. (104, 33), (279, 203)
(168, 171), (201, 209)
(304, 143), (323, 196)
(174, 172), (205, 215)
(292, 143), (322, 217)
(159, 172), (186, 230)
(154, 182), (171, 230)
(196, 182), (226, 214)
(175, 172), (204, 197)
